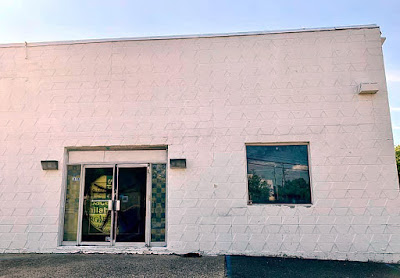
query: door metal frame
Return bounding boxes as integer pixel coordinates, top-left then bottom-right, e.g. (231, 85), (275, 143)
(77, 163), (151, 247)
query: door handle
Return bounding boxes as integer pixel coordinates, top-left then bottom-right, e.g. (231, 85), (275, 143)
(107, 200), (121, 211)
(115, 200), (121, 211)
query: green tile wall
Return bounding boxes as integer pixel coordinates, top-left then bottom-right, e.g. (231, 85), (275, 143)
(151, 164), (166, 242)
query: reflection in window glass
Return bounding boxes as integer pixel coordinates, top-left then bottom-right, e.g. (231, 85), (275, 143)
(63, 165), (81, 241)
(246, 145), (312, 204)
(82, 168), (113, 242)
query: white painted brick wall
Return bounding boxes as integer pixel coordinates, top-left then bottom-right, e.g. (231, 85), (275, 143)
(0, 26), (399, 263)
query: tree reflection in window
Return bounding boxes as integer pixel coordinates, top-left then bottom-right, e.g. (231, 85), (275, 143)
(246, 145), (312, 204)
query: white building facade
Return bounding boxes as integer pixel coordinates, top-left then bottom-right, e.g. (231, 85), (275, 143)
(0, 24), (399, 263)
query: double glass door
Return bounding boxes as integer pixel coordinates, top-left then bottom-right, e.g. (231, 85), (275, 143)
(78, 164), (149, 246)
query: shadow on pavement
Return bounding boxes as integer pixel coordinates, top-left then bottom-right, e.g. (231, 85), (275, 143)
(226, 255), (400, 278)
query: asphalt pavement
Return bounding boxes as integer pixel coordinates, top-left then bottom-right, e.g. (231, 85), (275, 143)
(227, 255), (400, 278)
(1, 254), (400, 278)
(0, 254), (224, 278)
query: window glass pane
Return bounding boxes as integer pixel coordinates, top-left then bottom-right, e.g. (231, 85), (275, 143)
(63, 165), (81, 241)
(82, 167), (113, 242)
(246, 145), (311, 204)
(117, 167), (147, 242)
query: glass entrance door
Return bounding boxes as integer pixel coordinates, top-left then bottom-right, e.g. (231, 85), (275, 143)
(78, 164), (149, 245)
(115, 166), (148, 243)
(80, 166), (114, 244)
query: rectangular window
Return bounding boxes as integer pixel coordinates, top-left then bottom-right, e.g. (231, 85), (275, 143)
(246, 144), (312, 204)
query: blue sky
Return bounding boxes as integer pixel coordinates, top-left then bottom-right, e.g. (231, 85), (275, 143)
(1, 0), (399, 144)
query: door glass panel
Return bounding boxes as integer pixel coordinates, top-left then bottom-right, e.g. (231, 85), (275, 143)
(63, 165), (81, 241)
(82, 167), (113, 242)
(116, 167), (147, 242)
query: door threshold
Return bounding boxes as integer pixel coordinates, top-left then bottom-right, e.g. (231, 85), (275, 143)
(61, 242), (166, 248)
(56, 245), (169, 254)
(76, 243), (147, 247)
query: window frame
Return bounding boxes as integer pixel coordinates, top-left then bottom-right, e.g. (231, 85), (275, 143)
(245, 142), (313, 206)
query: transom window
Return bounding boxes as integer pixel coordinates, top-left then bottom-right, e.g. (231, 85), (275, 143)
(246, 144), (312, 204)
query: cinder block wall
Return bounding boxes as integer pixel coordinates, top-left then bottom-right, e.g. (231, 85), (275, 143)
(0, 26), (399, 262)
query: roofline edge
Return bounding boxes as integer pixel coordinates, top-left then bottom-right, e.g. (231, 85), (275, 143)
(0, 24), (379, 48)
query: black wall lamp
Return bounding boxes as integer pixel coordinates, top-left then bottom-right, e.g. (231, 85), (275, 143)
(170, 159), (186, 169)
(41, 160), (59, 170)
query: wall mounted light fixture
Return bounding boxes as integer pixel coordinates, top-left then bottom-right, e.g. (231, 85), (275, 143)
(170, 159), (186, 169)
(358, 83), (379, 94)
(41, 160), (58, 170)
